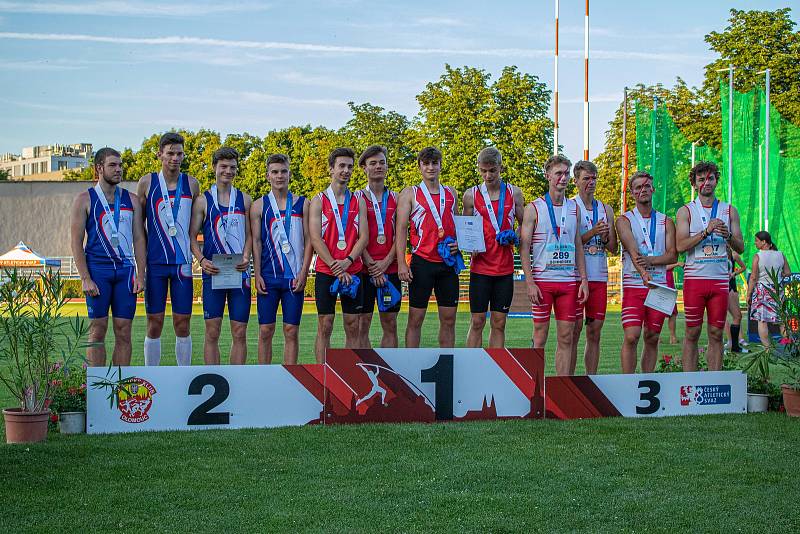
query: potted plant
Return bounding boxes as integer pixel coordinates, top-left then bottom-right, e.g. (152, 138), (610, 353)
(761, 270), (800, 416)
(0, 269), (88, 443)
(739, 348), (773, 413)
(48, 361), (87, 434)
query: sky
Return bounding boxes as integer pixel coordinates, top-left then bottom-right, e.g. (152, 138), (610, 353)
(0, 0), (793, 161)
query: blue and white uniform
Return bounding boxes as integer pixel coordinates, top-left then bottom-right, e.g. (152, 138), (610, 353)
(201, 186), (251, 323)
(257, 192), (306, 326)
(85, 185), (137, 320)
(144, 172), (194, 315)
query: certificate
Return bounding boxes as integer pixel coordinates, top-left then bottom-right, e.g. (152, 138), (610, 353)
(211, 254), (243, 290)
(644, 282), (678, 315)
(454, 215), (486, 253)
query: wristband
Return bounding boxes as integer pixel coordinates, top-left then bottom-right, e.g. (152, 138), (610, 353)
(346, 255), (354, 263)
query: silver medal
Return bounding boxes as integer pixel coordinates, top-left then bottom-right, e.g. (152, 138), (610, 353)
(281, 242), (291, 254)
(168, 226), (178, 237)
(337, 240), (347, 251)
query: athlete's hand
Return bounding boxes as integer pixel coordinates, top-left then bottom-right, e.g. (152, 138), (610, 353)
(132, 274), (145, 294)
(398, 262), (412, 283)
(448, 241), (459, 254)
(706, 218), (726, 237)
(81, 277), (100, 297)
(372, 275), (386, 287)
(256, 274), (268, 295)
(578, 279), (589, 305)
(235, 255), (251, 272)
(338, 272), (353, 285)
(291, 274), (307, 294)
(200, 257), (220, 275)
(640, 270), (653, 286)
(331, 260), (348, 277)
(366, 260), (383, 278)
(635, 254), (653, 269)
(526, 280), (542, 305)
(711, 219), (730, 238)
(594, 220), (610, 241)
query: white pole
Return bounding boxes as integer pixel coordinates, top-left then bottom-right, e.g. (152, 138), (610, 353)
(620, 86), (627, 211)
(728, 64), (734, 203)
(765, 68), (770, 232)
(553, 0), (559, 155)
(758, 142), (763, 230)
(583, 0), (589, 160)
(691, 142), (696, 201)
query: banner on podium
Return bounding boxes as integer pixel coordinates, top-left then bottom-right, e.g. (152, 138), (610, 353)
(323, 348), (544, 424)
(87, 365), (325, 434)
(545, 371), (747, 420)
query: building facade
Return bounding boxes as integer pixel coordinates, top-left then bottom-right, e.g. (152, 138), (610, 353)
(0, 144), (92, 180)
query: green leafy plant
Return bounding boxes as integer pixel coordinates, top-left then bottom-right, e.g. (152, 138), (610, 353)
(761, 269), (800, 390)
(48, 361), (87, 413)
(89, 364), (139, 409)
(0, 268), (89, 412)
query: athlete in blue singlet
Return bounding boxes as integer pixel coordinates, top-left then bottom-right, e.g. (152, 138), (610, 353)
(69, 147), (145, 366)
(250, 153), (312, 365)
(135, 132), (200, 366)
(189, 147), (252, 365)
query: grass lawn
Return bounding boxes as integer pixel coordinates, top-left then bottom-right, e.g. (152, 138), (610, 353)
(2, 307), (798, 532)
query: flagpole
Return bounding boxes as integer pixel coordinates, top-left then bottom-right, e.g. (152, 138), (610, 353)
(553, 0), (559, 155)
(583, 0), (590, 160)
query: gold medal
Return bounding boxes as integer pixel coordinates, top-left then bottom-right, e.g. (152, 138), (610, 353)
(376, 235), (386, 245)
(337, 240), (347, 251)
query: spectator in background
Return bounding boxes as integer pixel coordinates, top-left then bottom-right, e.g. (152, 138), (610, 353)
(746, 231), (790, 349)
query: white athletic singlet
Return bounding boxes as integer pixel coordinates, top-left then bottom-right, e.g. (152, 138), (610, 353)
(574, 196), (608, 282)
(622, 209), (667, 289)
(684, 199), (730, 280)
(529, 196), (578, 282)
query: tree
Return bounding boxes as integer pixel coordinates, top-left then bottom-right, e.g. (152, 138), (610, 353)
(0, 168), (10, 181)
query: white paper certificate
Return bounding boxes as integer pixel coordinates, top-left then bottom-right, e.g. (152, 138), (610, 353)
(644, 282), (678, 315)
(454, 215), (486, 253)
(211, 254), (243, 290)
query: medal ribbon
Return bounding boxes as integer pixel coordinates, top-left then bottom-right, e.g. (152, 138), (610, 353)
(157, 172), (184, 232)
(632, 208), (658, 255)
(325, 186), (351, 244)
(478, 182), (506, 235)
(268, 191), (293, 253)
(94, 184), (121, 247)
(691, 198), (719, 242)
(419, 181), (445, 236)
(210, 184), (237, 253)
(365, 187), (388, 238)
(544, 192), (565, 240)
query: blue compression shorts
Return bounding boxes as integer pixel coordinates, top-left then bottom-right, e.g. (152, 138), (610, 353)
(144, 263), (194, 315)
(86, 265), (137, 320)
(202, 277), (252, 323)
(256, 275), (304, 326)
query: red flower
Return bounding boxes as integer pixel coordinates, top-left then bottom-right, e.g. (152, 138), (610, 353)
(52, 379), (62, 387)
(779, 337), (791, 345)
(49, 413), (58, 423)
(68, 387), (77, 395)
(779, 405), (786, 412)
(664, 355), (673, 364)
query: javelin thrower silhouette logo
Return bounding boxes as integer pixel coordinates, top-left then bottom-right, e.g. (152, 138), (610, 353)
(354, 362), (434, 408)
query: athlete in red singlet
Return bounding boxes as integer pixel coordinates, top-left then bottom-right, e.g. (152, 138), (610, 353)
(309, 147), (369, 363)
(616, 171), (677, 373)
(675, 161), (744, 371)
(462, 147), (524, 348)
(569, 160), (617, 374)
(396, 146), (460, 348)
(519, 155), (589, 376)
(356, 145), (400, 348)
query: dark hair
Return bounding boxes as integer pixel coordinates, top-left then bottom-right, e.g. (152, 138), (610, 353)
(94, 147), (121, 169)
(212, 147), (239, 166)
(544, 154), (571, 174)
(755, 231), (778, 251)
(328, 147), (355, 168)
(689, 161), (719, 185)
(573, 160), (598, 180)
(267, 153), (290, 167)
(628, 170), (654, 191)
(417, 146), (442, 164)
(358, 145), (387, 167)
(159, 132), (185, 151)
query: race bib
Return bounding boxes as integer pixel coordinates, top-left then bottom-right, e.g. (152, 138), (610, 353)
(546, 242), (575, 271)
(584, 237), (605, 257)
(631, 247), (666, 283)
(695, 236), (726, 264)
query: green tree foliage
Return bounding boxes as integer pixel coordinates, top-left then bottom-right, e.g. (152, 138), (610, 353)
(595, 8), (800, 213)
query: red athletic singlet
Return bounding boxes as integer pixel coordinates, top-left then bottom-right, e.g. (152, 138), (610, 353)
(470, 183), (515, 276)
(357, 187), (398, 274)
(409, 184), (457, 263)
(317, 190), (363, 275)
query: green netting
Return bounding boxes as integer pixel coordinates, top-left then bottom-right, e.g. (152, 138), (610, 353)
(635, 100), (721, 217)
(722, 82), (800, 270)
(635, 84), (800, 270)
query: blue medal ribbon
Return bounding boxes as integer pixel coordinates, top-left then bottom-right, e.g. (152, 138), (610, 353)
(380, 188), (388, 228)
(112, 187), (121, 239)
(544, 192), (561, 240)
(281, 193), (294, 279)
(648, 211), (657, 252)
(172, 174), (184, 223)
(497, 181), (507, 229)
(340, 190), (352, 235)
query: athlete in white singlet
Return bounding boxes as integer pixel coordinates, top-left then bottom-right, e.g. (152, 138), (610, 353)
(569, 160), (617, 374)
(675, 161), (744, 371)
(520, 155), (589, 376)
(69, 148), (146, 366)
(616, 171), (677, 373)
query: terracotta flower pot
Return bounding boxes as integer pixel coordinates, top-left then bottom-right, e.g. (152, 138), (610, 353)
(781, 386), (800, 417)
(3, 408), (50, 444)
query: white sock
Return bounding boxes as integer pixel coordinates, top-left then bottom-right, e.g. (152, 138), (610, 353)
(175, 336), (192, 366)
(144, 337), (161, 366)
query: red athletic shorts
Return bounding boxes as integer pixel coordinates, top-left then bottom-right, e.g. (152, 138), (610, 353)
(576, 281), (607, 321)
(683, 278), (728, 329)
(532, 281), (578, 323)
(621, 286), (667, 333)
